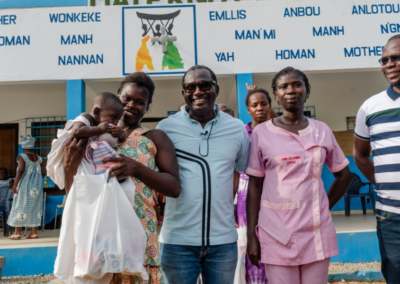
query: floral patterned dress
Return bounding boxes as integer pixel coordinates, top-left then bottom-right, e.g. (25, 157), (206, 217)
(111, 127), (163, 284)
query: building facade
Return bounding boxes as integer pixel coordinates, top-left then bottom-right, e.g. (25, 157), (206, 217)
(1, 0), (398, 223)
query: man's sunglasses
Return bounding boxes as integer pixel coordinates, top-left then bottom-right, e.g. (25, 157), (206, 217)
(378, 54), (400, 66)
(182, 80), (216, 93)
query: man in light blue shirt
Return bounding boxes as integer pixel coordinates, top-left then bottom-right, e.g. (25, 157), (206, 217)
(157, 65), (250, 283)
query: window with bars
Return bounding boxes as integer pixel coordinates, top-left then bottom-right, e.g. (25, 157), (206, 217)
(25, 117), (66, 166)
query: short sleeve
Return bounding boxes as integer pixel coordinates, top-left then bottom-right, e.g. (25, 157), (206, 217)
(17, 153), (27, 163)
(155, 119), (166, 131)
(354, 104), (370, 141)
(245, 128), (265, 177)
(325, 130), (349, 173)
(234, 127), (250, 172)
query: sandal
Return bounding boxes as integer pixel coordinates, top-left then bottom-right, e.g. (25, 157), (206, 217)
(8, 234), (21, 240)
(24, 234), (39, 239)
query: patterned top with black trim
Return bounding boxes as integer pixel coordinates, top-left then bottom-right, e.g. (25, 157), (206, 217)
(111, 127), (164, 284)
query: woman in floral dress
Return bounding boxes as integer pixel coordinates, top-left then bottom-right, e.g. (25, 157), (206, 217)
(63, 72), (181, 284)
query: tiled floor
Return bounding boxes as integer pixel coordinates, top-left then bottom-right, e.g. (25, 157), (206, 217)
(332, 213), (376, 233)
(0, 229), (59, 249)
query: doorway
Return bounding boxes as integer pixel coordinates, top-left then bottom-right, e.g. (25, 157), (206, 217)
(0, 124), (18, 177)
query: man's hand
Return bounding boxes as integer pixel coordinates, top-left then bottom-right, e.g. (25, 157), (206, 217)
(12, 188), (18, 195)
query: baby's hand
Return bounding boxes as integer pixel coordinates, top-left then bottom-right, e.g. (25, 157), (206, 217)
(98, 122), (111, 134)
(111, 125), (123, 138)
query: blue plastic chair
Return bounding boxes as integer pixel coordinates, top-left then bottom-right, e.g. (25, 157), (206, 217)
(344, 172), (375, 217)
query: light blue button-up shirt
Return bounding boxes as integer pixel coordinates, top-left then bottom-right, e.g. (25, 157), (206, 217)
(156, 105), (250, 246)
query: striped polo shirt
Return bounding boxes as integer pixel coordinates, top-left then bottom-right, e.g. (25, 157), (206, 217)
(355, 86), (400, 214)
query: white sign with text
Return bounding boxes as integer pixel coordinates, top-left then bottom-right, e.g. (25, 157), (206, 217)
(0, 0), (399, 81)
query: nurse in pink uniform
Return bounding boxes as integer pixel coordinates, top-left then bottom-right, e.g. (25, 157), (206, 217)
(246, 67), (352, 284)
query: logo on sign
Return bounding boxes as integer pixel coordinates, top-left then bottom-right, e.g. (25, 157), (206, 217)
(122, 6), (197, 75)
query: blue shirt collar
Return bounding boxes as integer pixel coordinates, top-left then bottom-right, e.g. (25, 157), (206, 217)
(387, 85), (400, 101)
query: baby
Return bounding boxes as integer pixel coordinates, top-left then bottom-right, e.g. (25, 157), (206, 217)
(47, 92), (127, 189)
(70, 92), (126, 175)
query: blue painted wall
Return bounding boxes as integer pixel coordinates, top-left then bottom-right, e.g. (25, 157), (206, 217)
(0, 247), (58, 277)
(236, 73), (252, 123)
(67, 80), (86, 121)
(44, 196), (65, 224)
(0, 231), (380, 276)
(0, 0), (87, 8)
(332, 231), (380, 263)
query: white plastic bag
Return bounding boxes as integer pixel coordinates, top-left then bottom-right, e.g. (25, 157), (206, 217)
(54, 169), (147, 284)
(47, 117), (91, 189)
(54, 158), (95, 284)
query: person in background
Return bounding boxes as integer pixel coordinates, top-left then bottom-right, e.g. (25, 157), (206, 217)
(233, 88), (273, 284)
(218, 103), (240, 202)
(246, 83), (279, 120)
(8, 135), (46, 240)
(178, 103), (186, 111)
(246, 67), (351, 284)
(157, 65), (250, 284)
(0, 167), (14, 236)
(219, 103), (235, 117)
(353, 34), (400, 284)
(0, 168), (14, 188)
(0, 168), (14, 193)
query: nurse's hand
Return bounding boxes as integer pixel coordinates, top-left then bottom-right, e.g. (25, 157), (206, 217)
(247, 236), (261, 268)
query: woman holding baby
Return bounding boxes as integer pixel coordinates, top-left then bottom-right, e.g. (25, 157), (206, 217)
(63, 72), (180, 284)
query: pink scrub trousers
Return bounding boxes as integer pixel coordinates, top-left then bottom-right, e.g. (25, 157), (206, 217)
(264, 258), (330, 284)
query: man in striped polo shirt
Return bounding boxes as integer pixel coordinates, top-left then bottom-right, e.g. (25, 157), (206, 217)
(354, 34), (400, 284)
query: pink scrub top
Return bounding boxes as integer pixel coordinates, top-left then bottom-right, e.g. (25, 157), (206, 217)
(246, 118), (349, 266)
